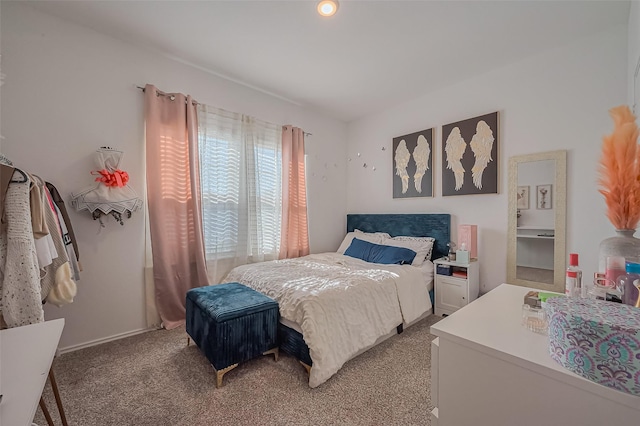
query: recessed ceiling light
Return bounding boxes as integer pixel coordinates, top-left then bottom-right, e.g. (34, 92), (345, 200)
(317, 0), (339, 17)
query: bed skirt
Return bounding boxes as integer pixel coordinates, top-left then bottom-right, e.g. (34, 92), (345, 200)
(278, 322), (313, 366)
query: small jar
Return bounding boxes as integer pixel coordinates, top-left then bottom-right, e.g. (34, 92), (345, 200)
(588, 273), (609, 300)
(587, 283), (608, 300)
(521, 304), (547, 334)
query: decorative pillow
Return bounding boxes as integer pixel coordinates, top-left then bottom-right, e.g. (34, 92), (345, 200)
(354, 229), (391, 239)
(337, 232), (386, 254)
(344, 238), (417, 265)
(384, 236), (436, 266)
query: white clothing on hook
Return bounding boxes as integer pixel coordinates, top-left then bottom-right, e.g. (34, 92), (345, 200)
(0, 172), (44, 327)
(34, 233), (57, 270)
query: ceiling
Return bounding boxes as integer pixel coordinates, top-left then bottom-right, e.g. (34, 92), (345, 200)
(27, 0), (630, 122)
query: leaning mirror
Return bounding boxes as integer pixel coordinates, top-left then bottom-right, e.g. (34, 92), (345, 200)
(507, 150), (567, 293)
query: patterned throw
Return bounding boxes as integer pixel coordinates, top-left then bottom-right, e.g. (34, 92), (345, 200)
(545, 297), (640, 396)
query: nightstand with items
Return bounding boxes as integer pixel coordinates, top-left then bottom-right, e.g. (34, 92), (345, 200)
(433, 258), (479, 316)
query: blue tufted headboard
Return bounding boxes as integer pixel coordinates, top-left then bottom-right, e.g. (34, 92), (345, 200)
(346, 214), (451, 261)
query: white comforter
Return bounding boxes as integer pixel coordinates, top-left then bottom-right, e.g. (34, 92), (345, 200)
(223, 252), (431, 387)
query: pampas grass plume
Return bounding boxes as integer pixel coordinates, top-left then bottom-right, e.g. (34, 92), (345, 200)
(599, 105), (640, 230)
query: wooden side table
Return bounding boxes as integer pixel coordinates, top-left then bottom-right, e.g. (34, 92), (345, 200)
(39, 367), (69, 426)
(0, 319), (66, 425)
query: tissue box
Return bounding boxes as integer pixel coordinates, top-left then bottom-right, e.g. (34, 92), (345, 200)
(545, 297), (640, 396)
(456, 250), (470, 264)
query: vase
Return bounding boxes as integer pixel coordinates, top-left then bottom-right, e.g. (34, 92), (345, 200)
(598, 229), (640, 273)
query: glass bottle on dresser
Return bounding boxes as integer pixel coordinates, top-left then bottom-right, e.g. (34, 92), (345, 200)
(565, 253), (583, 297)
(605, 256), (626, 287)
(616, 261), (640, 305)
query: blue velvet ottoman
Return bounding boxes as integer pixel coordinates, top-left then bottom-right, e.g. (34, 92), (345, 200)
(185, 283), (279, 387)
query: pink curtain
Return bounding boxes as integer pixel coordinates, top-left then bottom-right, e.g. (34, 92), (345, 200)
(144, 84), (208, 329)
(279, 125), (310, 259)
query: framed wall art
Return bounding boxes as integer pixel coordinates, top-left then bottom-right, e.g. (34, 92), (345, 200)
(517, 185), (529, 210)
(536, 184), (552, 209)
(441, 111), (499, 196)
(392, 128), (434, 198)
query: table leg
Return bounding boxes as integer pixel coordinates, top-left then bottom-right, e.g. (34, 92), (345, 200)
(39, 397), (54, 426)
(49, 368), (68, 426)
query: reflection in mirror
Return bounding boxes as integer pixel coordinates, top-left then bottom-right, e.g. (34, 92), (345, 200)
(516, 160), (555, 284)
(507, 151), (566, 293)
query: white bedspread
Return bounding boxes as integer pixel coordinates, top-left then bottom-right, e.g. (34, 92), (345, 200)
(223, 252), (431, 387)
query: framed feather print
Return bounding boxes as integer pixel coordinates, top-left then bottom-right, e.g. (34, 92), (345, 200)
(441, 111), (499, 196)
(392, 128), (434, 198)
(536, 184), (552, 209)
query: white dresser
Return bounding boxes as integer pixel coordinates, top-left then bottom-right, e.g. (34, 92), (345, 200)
(429, 284), (640, 426)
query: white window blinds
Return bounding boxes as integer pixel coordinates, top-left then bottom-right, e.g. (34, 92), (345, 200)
(197, 105), (282, 281)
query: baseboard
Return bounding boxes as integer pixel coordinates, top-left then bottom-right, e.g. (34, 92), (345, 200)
(58, 327), (157, 354)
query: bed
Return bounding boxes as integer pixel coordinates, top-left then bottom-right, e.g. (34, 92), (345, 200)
(223, 213), (450, 387)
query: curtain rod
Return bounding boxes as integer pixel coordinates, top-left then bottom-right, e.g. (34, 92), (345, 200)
(136, 85), (198, 105)
(136, 85), (311, 136)
(282, 126), (312, 137)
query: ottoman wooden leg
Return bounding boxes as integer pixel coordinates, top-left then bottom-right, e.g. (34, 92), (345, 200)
(300, 361), (312, 376)
(263, 347), (279, 362)
(213, 363), (239, 388)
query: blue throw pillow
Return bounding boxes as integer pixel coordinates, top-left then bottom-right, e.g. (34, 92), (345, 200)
(344, 237), (417, 265)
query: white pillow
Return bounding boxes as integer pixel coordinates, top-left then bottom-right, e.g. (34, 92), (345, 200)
(383, 236), (436, 266)
(337, 231), (386, 254)
(354, 229), (391, 239)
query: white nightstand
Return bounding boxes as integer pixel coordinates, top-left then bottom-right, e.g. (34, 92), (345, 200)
(433, 258), (479, 316)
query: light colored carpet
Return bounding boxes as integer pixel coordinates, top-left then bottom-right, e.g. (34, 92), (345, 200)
(517, 266), (554, 284)
(35, 315), (442, 426)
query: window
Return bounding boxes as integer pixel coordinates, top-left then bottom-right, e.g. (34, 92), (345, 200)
(197, 105), (282, 263)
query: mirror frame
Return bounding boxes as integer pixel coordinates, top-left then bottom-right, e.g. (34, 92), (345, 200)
(507, 150), (567, 293)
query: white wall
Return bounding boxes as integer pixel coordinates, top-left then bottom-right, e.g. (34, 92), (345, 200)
(630, 1), (640, 110)
(0, 3), (347, 350)
(346, 25), (628, 293)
